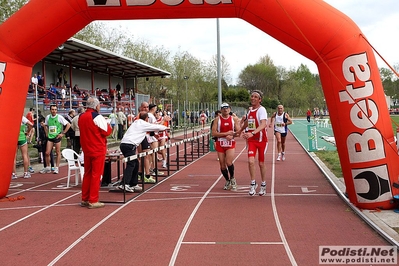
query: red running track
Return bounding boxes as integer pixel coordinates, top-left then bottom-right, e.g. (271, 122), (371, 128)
(0, 132), (397, 265)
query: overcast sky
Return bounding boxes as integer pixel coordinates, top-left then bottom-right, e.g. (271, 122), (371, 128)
(105, 0), (398, 84)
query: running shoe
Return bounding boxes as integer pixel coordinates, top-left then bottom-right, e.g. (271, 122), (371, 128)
(39, 167), (51, 174)
(249, 182), (257, 196)
(53, 167), (59, 174)
(276, 154), (281, 161)
(281, 152), (286, 161)
(230, 178), (237, 191)
(23, 172), (31, 179)
(51, 167), (55, 171)
(28, 166), (35, 173)
(118, 184), (135, 193)
(144, 176), (156, 183)
(11, 173), (17, 180)
(223, 180), (231, 190)
(80, 201), (89, 207)
(259, 183), (267, 196)
(88, 202), (105, 209)
(151, 169), (164, 176)
(131, 185), (143, 192)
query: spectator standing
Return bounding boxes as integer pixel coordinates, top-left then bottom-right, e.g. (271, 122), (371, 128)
(42, 104), (71, 174)
(37, 117), (55, 172)
(81, 91), (88, 106)
(173, 109), (178, 127)
(71, 107), (85, 155)
(269, 105), (293, 161)
(147, 104), (170, 175)
(119, 112), (167, 192)
(238, 90), (268, 196)
(61, 85), (66, 109)
(127, 112), (135, 127)
(73, 84), (81, 96)
(117, 108), (126, 140)
(57, 68), (63, 87)
(157, 110), (170, 168)
(26, 107), (36, 144)
(181, 110), (185, 125)
(306, 109), (311, 123)
(211, 103), (240, 190)
(79, 97), (112, 209)
(48, 83), (57, 100)
(64, 109), (75, 149)
(136, 102), (155, 183)
(31, 74), (38, 92)
(12, 116), (34, 179)
(190, 110), (194, 125)
(199, 110), (207, 130)
(108, 108), (118, 140)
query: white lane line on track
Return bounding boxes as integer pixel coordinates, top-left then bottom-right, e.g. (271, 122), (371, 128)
(271, 135), (298, 266)
(48, 149), (208, 266)
(168, 146), (247, 266)
(0, 192), (80, 232)
(182, 241), (284, 245)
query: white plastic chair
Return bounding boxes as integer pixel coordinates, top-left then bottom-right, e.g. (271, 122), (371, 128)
(61, 149), (84, 187)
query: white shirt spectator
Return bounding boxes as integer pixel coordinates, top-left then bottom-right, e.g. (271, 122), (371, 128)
(31, 74), (38, 89)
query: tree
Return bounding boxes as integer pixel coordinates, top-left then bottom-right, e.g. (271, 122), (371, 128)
(74, 22), (126, 53)
(122, 38), (172, 99)
(237, 54), (278, 99)
(0, 0), (27, 24)
(280, 64), (323, 110)
(209, 54), (232, 85)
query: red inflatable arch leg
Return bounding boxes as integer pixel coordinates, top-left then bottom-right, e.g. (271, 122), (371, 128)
(0, 0), (397, 209)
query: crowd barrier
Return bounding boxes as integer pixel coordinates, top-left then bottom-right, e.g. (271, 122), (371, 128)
(102, 129), (211, 203)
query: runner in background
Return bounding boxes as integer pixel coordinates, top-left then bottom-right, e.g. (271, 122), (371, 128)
(199, 110), (207, 131)
(269, 104), (292, 161)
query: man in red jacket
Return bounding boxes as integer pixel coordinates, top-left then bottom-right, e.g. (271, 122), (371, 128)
(78, 97), (112, 209)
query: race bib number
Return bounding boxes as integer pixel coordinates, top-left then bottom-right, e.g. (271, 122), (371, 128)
(219, 138), (233, 147)
(248, 118), (256, 130)
(49, 126), (57, 134)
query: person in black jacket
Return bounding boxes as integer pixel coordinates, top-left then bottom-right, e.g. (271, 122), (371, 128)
(36, 117), (54, 173)
(64, 109), (75, 149)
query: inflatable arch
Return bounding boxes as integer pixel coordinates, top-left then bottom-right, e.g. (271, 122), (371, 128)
(0, 0), (398, 209)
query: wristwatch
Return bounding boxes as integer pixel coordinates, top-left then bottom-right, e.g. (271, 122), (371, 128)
(251, 131), (255, 135)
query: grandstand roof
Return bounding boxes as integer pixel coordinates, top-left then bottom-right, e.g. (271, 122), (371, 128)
(44, 38), (170, 79)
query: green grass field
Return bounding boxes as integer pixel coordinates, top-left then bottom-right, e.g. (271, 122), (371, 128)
(314, 115), (399, 178)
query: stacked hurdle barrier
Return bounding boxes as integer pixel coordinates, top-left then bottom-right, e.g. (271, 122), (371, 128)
(104, 131), (211, 203)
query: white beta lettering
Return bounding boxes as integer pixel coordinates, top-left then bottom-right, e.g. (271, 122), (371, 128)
(126, 0), (232, 6)
(339, 53), (373, 104)
(341, 53), (384, 164)
(350, 99), (378, 129)
(342, 53), (371, 82)
(0, 62), (5, 85)
(347, 128), (384, 163)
